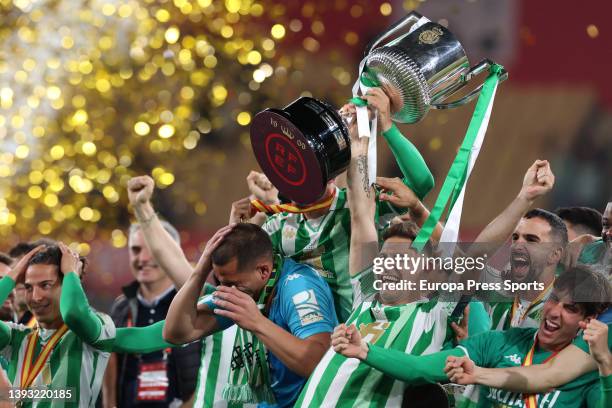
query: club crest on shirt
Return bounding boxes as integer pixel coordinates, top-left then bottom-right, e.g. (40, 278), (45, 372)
(292, 289), (324, 326)
(282, 226), (297, 240)
(359, 321), (390, 344)
(503, 354), (522, 365)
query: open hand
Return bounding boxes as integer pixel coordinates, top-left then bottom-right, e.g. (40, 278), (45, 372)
(212, 285), (264, 332)
(58, 242), (84, 277)
(194, 224), (235, 276)
(9, 245), (44, 282)
(376, 177), (420, 210)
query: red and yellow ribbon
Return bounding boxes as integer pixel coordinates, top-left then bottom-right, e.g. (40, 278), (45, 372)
(522, 335), (560, 408)
(250, 189), (336, 215)
(25, 316), (37, 328)
(20, 324), (68, 389)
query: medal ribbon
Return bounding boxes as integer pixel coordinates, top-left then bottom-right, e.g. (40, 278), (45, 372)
(25, 316), (37, 328)
(250, 189), (336, 215)
(522, 333), (560, 408)
(20, 324), (68, 389)
(510, 279), (555, 326)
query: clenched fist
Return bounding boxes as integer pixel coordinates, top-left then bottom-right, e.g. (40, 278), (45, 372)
(127, 176), (155, 207)
(518, 160), (555, 203)
(246, 171), (279, 204)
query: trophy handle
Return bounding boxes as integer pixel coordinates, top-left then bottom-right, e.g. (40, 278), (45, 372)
(364, 12), (425, 56)
(432, 59), (508, 110)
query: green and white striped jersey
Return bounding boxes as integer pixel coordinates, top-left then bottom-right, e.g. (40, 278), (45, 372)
(192, 326), (241, 408)
(263, 187), (401, 323)
(476, 265), (550, 330)
(193, 189), (400, 407)
(295, 298), (456, 407)
(486, 295), (547, 331)
(0, 314), (115, 408)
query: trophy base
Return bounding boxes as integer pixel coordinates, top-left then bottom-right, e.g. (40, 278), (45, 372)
(250, 97), (350, 205)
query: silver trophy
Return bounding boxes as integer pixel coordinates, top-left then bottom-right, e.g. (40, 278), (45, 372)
(361, 11), (507, 123)
(250, 11), (507, 204)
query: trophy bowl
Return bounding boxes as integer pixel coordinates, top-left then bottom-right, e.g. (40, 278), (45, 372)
(250, 97), (351, 205)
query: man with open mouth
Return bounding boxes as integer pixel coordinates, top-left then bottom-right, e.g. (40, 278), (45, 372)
(295, 101), (461, 408)
(333, 265), (612, 408)
(460, 160), (567, 332)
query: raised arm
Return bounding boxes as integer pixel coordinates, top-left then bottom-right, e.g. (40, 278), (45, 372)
(0, 277), (15, 349)
(362, 87), (434, 200)
(468, 160), (554, 258)
(58, 242), (105, 344)
(60, 244), (180, 353)
(343, 103), (378, 277)
(162, 225), (234, 344)
(0, 247), (44, 349)
(127, 176), (192, 288)
(583, 320), (612, 408)
(245, 171), (277, 226)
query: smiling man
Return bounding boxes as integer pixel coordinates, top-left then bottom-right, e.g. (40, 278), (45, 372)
(106, 221), (201, 408)
(333, 265), (611, 408)
(0, 245), (116, 407)
(294, 111), (459, 408)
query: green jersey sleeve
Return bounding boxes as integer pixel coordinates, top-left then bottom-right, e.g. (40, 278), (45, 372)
(382, 123), (434, 200)
(112, 321), (175, 353)
(350, 266), (377, 310)
(0, 276), (15, 349)
(585, 375), (612, 408)
(364, 343), (465, 384)
(598, 375), (612, 408)
(458, 328), (518, 367)
(60, 272), (116, 347)
(467, 301), (492, 336)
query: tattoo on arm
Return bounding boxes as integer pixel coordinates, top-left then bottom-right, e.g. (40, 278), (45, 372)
(356, 155), (371, 198)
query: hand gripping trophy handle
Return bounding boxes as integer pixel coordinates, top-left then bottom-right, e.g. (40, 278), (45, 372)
(364, 12), (425, 56)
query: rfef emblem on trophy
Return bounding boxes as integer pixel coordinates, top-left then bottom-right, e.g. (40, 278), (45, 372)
(250, 11), (507, 205)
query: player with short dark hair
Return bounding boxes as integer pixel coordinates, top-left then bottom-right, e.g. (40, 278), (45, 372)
(159, 220), (338, 407)
(555, 206), (603, 240)
(333, 265), (612, 408)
